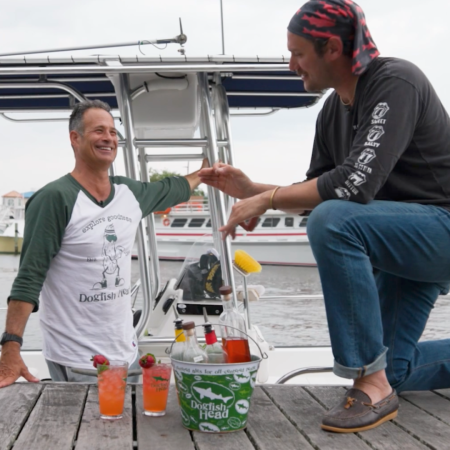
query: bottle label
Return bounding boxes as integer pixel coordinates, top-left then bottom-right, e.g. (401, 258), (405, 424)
(193, 355), (204, 363)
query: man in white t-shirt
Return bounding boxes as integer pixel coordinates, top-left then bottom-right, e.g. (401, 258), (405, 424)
(0, 99), (205, 386)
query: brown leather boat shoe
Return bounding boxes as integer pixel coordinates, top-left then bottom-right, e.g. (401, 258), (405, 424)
(321, 388), (399, 433)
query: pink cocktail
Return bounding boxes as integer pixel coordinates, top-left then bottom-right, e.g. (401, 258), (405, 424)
(97, 360), (128, 420)
(142, 363), (172, 416)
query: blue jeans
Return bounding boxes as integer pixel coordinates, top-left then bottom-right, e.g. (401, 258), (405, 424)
(307, 200), (450, 393)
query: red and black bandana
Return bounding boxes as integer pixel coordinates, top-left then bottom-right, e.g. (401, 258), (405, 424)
(288, 0), (380, 75)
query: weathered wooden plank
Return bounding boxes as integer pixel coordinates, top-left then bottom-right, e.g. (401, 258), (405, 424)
(393, 397), (450, 450)
(12, 384), (87, 450)
(0, 383), (43, 450)
(75, 385), (132, 450)
(246, 386), (314, 450)
(305, 386), (428, 450)
(193, 428), (254, 450)
(401, 391), (450, 426)
(434, 388), (450, 400)
(263, 385), (372, 450)
(136, 386), (195, 450)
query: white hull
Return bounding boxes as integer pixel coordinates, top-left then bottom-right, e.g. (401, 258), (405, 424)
(156, 235), (315, 266)
(139, 209), (316, 266)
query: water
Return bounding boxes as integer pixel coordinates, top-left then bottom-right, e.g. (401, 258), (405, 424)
(1, 255), (449, 350)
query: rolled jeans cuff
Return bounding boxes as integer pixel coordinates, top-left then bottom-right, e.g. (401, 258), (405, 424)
(333, 348), (388, 379)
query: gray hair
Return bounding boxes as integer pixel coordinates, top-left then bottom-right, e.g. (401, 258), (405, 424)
(69, 100), (113, 134)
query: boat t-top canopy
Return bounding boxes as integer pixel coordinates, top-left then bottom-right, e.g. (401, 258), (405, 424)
(0, 55), (321, 112)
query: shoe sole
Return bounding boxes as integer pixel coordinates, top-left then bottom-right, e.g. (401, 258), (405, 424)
(321, 410), (398, 433)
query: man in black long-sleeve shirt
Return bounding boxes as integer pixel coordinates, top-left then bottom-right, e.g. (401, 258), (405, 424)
(199, 0), (450, 433)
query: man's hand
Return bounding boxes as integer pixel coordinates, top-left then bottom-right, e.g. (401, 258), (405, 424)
(184, 158), (209, 191)
(0, 343), (39, 388)
(219, 191), (270, 239)
(199, 162), (258, 200)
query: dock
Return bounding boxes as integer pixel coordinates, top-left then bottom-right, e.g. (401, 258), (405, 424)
(1, 383), (450, 449)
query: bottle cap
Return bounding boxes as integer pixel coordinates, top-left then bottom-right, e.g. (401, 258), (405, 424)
(203, 323), (213, 333)
(182, 321), (196, 330)
(174, 318), (183, 329)
(219, 285), (232, 296)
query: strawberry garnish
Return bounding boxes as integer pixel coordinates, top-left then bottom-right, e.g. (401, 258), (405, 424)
(139, 353), (156, 368)
(91, 354), (109, 368)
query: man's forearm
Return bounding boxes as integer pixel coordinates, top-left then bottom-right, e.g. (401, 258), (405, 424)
(262, 178), (322, 213)
(246, 182), (279, 198)
(2, 300), (33, 346)
(184, 169), (202, 191)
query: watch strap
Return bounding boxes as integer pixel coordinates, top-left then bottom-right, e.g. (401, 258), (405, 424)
(0, 332), (23, 347)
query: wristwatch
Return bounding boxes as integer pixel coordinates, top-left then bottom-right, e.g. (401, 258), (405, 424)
(0, 332), (23, 347)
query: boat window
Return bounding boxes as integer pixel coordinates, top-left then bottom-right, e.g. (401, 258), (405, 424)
(285, 217), (294, 227)
(206, 219), (211, 227)
(299, 217), (308, 227)
(261, 218), (281, 228)
(170, 218), (188, 227)
(188, 218), (205, 227)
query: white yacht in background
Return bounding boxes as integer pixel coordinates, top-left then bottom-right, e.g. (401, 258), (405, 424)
(139, 200), (316, 266)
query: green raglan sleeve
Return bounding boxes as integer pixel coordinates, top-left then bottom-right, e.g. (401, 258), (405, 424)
(9, 178), (75, 312)
(115, 176), (191, 217)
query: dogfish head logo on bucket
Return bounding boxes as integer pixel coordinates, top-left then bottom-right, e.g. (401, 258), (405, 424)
(171, 357), (260, 432)
(190, 381), (235, 421)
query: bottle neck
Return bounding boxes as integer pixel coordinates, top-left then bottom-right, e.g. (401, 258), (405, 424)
(205, 329), (218, 345)
(184, 328), (200, 346)
(175, 326), (186, 342)
(221, 299), (235, 311)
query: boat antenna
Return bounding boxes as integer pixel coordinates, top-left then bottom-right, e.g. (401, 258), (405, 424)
(177, 18), (187, 55)
(220, 0), (225, 55)
(0, 20), (188, 58)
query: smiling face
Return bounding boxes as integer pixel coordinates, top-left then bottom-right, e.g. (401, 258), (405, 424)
(287, 31), (332, 92)
(70, 108), (118, 171)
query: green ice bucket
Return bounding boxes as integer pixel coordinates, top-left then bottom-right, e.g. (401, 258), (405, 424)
(171, 355), (261, 433)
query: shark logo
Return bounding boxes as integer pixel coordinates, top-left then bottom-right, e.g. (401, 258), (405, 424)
(152, 376), (169, 382)
(234, 373), (250, 384)
(199, 423), (220, 432)
(250, 372), (257, 388)
(367, 126), (385, 142)
(193, 385), (234, 404)
(235, 399), (250, 414)
(358, 149), (376, 165)
(372, 102), (390, 120)
(229, 382), (241, 391)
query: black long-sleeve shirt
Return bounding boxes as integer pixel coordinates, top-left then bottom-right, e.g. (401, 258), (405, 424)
(308, 57), (450, 210)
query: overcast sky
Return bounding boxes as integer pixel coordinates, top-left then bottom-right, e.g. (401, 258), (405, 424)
(0, 0), (449, 197)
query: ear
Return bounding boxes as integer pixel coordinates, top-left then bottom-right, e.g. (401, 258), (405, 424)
(70, 130), (80, 149)
(324, 36), (344, 61)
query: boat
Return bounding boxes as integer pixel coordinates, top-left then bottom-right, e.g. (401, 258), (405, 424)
(137, 200), (316, 266)
(0, 33), (344, 387)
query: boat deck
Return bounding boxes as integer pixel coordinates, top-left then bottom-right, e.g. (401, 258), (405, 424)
(1, 383), (450, 450)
